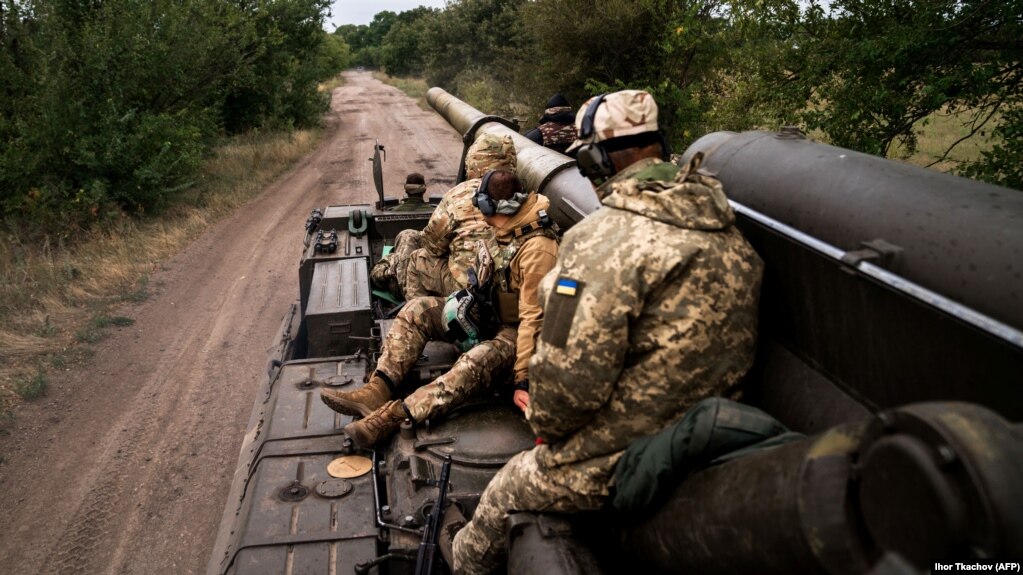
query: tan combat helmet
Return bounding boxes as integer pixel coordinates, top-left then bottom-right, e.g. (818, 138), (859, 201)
(565, 90), (660, 154)
(465, 133), (517, 179)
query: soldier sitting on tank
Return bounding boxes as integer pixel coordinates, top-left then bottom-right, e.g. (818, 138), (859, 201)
(369, 134), (516, 302)
(390, 172), (432, 212)
(523, 94), (577, 154)
(322, 169), (559, 447)
(446, 90), (765, 575)
(369, 173), (434, 298)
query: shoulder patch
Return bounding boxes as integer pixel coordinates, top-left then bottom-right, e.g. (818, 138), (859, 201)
(555, 277), (580, 297)
(542, 277), (584, 349)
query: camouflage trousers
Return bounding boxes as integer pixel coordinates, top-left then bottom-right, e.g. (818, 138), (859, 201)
(452, 447), (607, 575)
(376, 296), (516, 423)
(404, 248), (462, 299)
(370, 229), (425, 300)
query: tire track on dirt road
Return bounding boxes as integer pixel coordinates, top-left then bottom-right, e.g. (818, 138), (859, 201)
(0, 71), (464, 575)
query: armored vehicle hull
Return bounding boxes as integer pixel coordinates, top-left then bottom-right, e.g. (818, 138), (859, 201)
(208, 91), (1023, 575)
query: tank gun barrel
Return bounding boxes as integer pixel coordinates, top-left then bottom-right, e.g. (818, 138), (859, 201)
(680, 130), (1023, 426)
(426, 87), (600, 230)
(682, 130), (1023, 334)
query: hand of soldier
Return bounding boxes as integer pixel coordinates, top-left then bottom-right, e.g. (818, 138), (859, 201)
(513, 389), (529, 412)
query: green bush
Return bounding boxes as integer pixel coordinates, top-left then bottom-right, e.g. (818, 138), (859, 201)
(0, 0), (350, 235)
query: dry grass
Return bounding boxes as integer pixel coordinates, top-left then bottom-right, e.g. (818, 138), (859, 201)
(373, 72), (431, 109)
(0, 128), (321, 418)
(319, 75), (345, 94)
(896, 108), (996, 173)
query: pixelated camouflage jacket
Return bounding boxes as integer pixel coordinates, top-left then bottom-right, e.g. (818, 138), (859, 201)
(526, 157), (764, 493)
(491, 193), (558, 383)
(419, 179), (498, 288)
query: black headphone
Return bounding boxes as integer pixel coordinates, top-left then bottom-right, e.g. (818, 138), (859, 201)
(472, 170), (499, 217)
(575, 93), (616, 180)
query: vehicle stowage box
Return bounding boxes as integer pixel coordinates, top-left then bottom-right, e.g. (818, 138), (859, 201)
(305, 258), (372, 357)
(299, 228), (371, 317)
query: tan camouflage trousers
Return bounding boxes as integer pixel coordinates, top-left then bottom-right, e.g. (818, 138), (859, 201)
(376, 296), (516, 423)
(404, 248), (462, 298)
(370, 229), (426, 300)
(452, 447), (606, 575)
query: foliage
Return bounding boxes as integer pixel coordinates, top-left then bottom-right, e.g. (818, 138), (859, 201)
(762, 0), (1022, 186)
(961, 107), (1023, 190)
(222, 0), (342, 133)
(343, 0), (1020, 190)
(0, 0), (350, 235)
(379, 8), (437, 76)
(335, 10), (399, 68)
(3, 0), (1019, 237)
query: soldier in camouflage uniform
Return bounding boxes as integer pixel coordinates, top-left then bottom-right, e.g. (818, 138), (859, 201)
(392, 172), (431, 211)
(450, 90), (764, 574)
(524, 94), (577, 154)
(370, 137), (516, 301)
(322, 169), (559, 448)
(403, 134), (517, 298)
(370, 173), (432, 298)
(369, 228), (425, 300)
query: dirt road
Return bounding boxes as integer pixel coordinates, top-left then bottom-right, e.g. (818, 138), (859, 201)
(0, 71), (463, 575)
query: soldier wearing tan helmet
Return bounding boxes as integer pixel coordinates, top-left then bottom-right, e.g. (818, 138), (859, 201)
(323, 139), (558, 452)
(369, 134), (518, 302)
(448, 90), (765, 574)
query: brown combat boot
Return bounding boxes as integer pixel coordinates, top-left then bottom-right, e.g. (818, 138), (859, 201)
(344, 400), (408, 448)
(321, 374), (391, 416)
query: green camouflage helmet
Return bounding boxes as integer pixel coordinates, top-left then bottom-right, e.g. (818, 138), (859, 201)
(465, 133), (517, 179)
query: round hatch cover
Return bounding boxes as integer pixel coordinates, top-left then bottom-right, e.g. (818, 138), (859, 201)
(419, 404), (535, 467)
(327, 455), (372, 478)
(316, 478), (354, 498)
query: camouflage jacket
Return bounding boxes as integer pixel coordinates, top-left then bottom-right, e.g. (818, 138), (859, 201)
(420, 179), (498, 288)
(538, 123), (577, 153)
(527, 157), (764, 493)
(491, 193), (558, 383)
(525, 106), (576, 153)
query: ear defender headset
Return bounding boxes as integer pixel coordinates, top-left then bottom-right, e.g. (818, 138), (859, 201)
(472, 169), (499, 217)
(574, 93), (615, 181)
(472, 170), (528, 217)
(574, 93), (672, 182)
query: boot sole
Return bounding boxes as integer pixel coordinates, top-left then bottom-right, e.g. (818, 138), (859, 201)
(343, 420), (375, 449)
(320, 393), (382, 417)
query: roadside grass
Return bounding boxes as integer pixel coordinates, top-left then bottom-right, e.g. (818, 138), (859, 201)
(373, 72), (430, 109)
(0, 123), (325, 422)
(319, 75), (345, 94)
(13, 367), (47, 400)
(895, 108), (997, 173)
(373, 72), (534, 135)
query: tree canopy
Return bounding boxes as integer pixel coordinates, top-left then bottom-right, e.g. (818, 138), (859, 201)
(2, 0), (1018, 236)
(1, 0), (350, 230)
(339, 0), (1022, 190)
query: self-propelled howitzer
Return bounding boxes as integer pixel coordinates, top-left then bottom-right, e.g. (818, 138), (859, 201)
(207, 90), (1023, 575)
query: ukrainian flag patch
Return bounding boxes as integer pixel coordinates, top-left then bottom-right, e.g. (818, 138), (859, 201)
(555, 277), (579, 297)
(543, 277), (584, 348)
